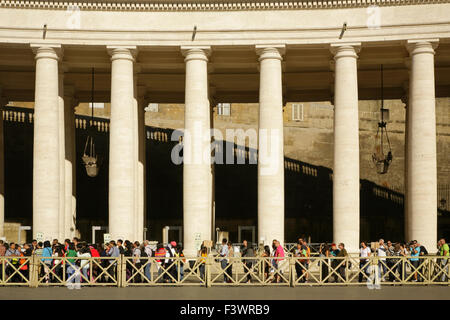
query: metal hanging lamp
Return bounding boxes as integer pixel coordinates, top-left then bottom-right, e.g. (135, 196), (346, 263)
(82, 67), (100, 177)
(371, 64), (393, 174)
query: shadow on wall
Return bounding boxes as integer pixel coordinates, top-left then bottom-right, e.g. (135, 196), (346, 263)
(3, 106), (450, 243)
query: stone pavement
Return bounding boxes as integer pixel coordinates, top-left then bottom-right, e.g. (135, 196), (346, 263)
(0, 286), (449, 300)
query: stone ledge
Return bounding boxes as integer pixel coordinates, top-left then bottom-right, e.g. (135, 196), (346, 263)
(0, 0), (449, 12)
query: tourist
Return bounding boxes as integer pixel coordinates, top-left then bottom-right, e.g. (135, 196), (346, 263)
(272, 239), (285, 283)
(241, 240), (255, 283)
(175, 243), (185, 281)
(409, 241), (420, 282)
(329, 243), (340, 282)
(301, 239), (311, 282)
(337, 243), (348, 282)
(376, 239), (388, 281)
(416, 241), (428, 282)
(0, 240), (5, 282)
(117, 239), (125, 255)
(52, 245), (64, 283)
(395, 243), (407, 281)
(77, 245), (91, 283)
(227, 241), (234, 283)
(41, 241), (53, 284)
(319, 243), (330, 283)
(142, 240), (153, 281)
(66, 242), (80, 289)
(132, 241), (142, 283)
(438, 238), (449, 282)
(164, 241), (177, 282)
(294, 242), (307, 283)
(219, 238), (229, 283)
(199, 246), (208, 281)
(358, 241), (371, 282)
(106, 240), (120, 282)
(261, 245), (271, 281)
(386, 240), (396, 282)
(155, 243), (166, 283)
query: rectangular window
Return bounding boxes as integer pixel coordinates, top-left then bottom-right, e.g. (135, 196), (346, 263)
(292, 103), (304, 121)
(217, 103), (231, 116)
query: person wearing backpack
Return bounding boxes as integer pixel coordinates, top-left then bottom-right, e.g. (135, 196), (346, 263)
(41, 241), (53, 284)
(417, 241), (428, 282)
(155, 244), (167, 283)
(241, 240), (255, 283)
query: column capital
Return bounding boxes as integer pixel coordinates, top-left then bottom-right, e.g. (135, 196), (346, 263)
(30, 44), (63, 61)
(107, 46), (138, 62)
(406, 39), (439, 55)
(255, 45), (285, 61)
(330, 43), (361, 59)
(181, 46), (211, 62)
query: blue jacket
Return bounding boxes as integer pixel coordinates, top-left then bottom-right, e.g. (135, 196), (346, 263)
(41, 247), (53, 263)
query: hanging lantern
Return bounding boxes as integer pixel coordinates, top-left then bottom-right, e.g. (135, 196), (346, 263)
(82, 67), (101, 177)
(82, 135), (99, 177)
(371, 65), (393, 174)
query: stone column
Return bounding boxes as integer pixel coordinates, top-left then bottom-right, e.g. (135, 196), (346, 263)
(330, 43), (361, 253)
(256, 45), (285, 246)
(64, 86), (77, 239)
(181, 46), (212, 256)
(108, 46), (137, 241)
(135, 86), (147, 242)
(58, 69), (66, 241)
(406, 40), (438, 251)
(31, 44), (62, 241)
(0, 88), (5, 239)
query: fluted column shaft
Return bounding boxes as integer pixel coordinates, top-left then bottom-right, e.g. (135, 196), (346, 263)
(31, 45), (62, 241)
(406, 40), (438, 251)
(108, 46), (137, 241)
(256, 46), (285, 246)
(331, 43), (360, 253)
(182, 46), (212, 256)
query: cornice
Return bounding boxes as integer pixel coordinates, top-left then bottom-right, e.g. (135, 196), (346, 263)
(0, 0), (449, 12)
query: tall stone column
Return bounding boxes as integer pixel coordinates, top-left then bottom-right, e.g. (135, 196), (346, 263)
(0, 88), (5, 239)
(406, 40), (438, 251)
(64, 86), (77, 239)
(58, 69), (66, 241)
(31, 44), (62, 241)
(135, 86), (147, 242)
(330, 43), (361, 253)
(256, 45), (285, 246)
(181, 46), (212, 256)
(108, 46), (137, 241)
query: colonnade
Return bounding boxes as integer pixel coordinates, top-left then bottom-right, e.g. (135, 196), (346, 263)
(0, 40), (440, 254)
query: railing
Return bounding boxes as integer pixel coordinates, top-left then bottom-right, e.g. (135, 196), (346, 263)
(1, 255), (449, 288)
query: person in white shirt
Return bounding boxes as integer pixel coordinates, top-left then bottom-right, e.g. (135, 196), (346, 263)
(219, 238), (229, 283)
(77, 246), (91, 282)
(132, 241), (142, 283)
(143, 240), (153, 281)
(359, 241), (371, 282)
(376, 239), (388, 280)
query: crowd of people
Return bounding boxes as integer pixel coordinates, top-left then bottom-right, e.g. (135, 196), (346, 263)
(0, 236), (448, 286)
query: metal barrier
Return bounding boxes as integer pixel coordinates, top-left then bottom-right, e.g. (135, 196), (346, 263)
(0, 255), (449, 287)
